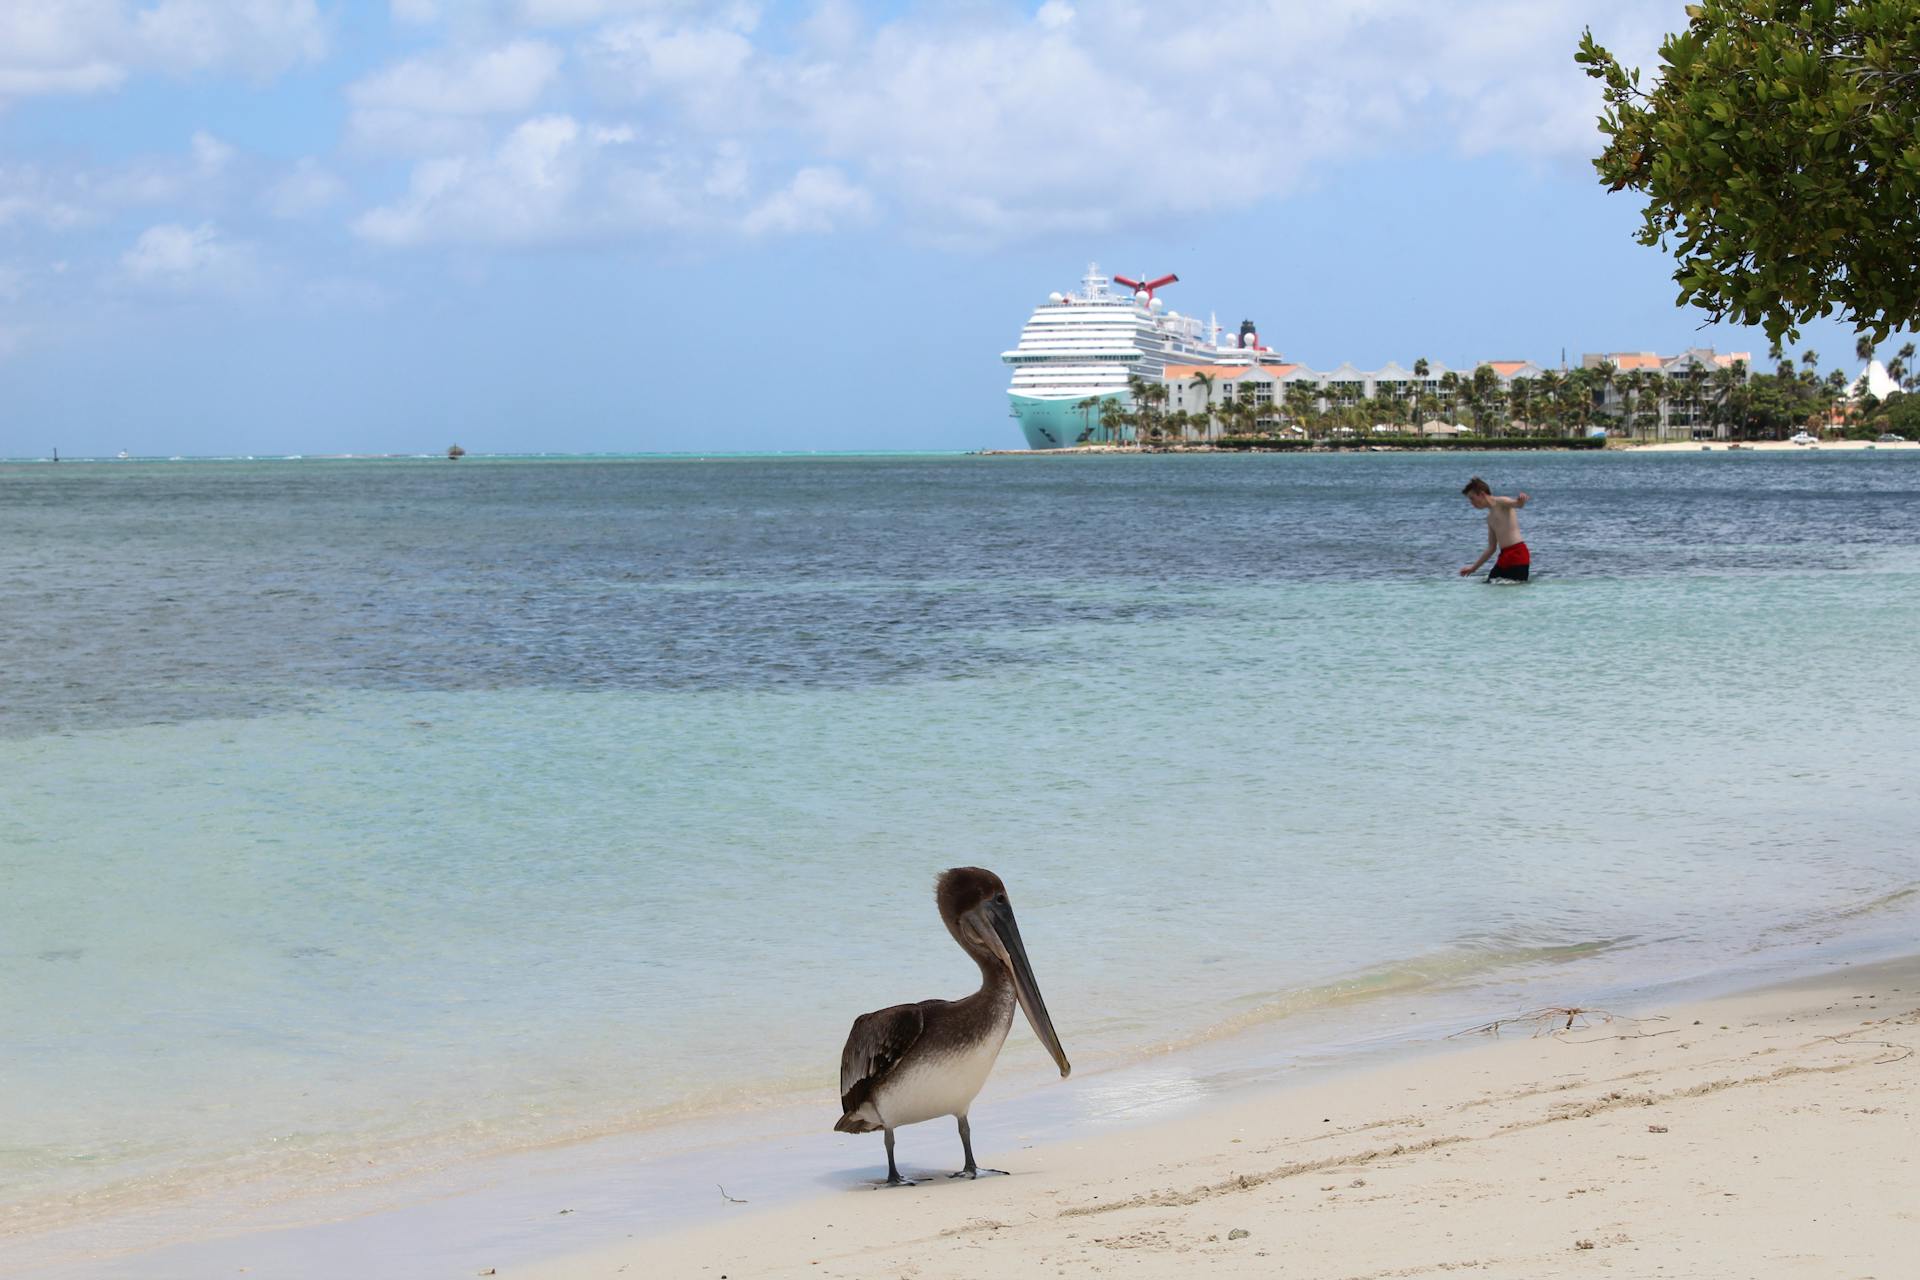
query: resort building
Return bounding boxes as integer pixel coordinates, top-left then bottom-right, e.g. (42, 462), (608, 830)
(1581, 349), (1752, 439)
(1164, 356), (1554, 429)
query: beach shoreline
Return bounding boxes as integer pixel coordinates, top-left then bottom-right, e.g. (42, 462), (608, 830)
(977, 438), (1919, 455)
(525, 951), (1920, 1280)
(28, 935), (1918, 1280)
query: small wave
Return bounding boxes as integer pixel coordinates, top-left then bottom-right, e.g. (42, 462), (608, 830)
(1138, 936), (1633, 1058)
(1763, 884), (1920, 938)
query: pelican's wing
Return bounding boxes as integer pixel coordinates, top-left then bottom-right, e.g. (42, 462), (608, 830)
(838, 1002), (925, 1116)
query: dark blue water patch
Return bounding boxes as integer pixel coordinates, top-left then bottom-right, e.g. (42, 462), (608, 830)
(2, 453), (1915, 735)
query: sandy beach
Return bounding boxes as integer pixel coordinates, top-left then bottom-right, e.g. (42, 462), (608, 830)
(529, 954), (1919, 1280)
(1631, 439), (1919, 452)
(979, 438), (1919, 454)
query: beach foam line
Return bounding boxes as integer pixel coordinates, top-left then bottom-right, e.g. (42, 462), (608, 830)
(1114, 936), (1634, 1061)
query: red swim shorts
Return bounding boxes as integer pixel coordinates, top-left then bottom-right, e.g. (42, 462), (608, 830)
(1488, 541), (1530, 582)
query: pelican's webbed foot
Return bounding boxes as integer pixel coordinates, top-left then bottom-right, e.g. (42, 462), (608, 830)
(950, 1116), (1007, 1180)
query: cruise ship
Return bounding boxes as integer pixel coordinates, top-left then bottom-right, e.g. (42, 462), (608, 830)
(1001, 264), (1271, 449)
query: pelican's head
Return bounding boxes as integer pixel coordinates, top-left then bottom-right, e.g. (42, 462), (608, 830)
(936, 867), (1071, 1079)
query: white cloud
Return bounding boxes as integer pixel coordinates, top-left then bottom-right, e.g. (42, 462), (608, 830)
(578, 14), (757, 123)
(511, 0), (721, 27)
(355, 112), (777, 246)
(0, 165), (96, 229)
(350, 39), (561, 115)
(355, 114), (596, 246)
(121, 221), (258, 292)
(191, 130), (235, 173)
(0, 62), (125, 96)
(264, 156), (346, 218)
(349, 0), (1684, 251)
(348, 39), (564, 154)
(132, 0), (327, 77)
(740, 166), (871, 236)
(748, 0), (1679, 242)
(47, 132), (244, 213)
(0, 1), (325, 102)
(0, 2), (131, 100)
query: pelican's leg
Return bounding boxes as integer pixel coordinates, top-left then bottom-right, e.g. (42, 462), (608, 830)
(882, 1128), (917, 1186)
(949, 1114), (1008, 1179)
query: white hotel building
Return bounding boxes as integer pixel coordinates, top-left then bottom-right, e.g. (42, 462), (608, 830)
(1159, 350), (1751, 438)
(1163, 358), (1548, 425)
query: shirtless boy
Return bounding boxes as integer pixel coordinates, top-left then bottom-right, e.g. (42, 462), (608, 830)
(1458, 477), (1531, 582)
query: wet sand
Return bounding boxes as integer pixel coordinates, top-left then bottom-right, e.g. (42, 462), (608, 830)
(528, 954), (1920, 1280)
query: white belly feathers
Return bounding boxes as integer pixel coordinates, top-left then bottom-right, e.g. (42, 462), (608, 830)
(873, 995), (1013, 1128)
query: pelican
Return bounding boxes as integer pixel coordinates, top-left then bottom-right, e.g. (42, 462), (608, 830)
(834, 867), (1071, 1185)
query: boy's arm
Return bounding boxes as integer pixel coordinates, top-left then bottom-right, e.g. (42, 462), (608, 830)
(1460, 526), (1497, 576)
(1490, 494), (1530, 510)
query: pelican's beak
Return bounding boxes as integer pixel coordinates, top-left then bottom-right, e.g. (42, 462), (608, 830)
(974, 897), (1071, 1078)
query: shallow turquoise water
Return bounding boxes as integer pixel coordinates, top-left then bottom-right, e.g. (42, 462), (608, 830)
(2, 452), (1917, 1239)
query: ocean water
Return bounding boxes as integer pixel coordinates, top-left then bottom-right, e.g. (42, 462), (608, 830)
(3, 453), (1918, 1256)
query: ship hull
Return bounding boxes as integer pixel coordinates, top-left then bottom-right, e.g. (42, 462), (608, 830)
(1009, 394), (1126, 450)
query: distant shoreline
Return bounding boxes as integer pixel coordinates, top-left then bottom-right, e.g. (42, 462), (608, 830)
(9, 440), (1914, 465)
(979, 437), (1919, 456)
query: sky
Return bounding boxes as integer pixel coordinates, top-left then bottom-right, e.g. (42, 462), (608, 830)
(1, 0), (1910, 456)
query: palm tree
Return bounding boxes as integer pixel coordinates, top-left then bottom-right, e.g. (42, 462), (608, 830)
(1282, 380), (1317, 434)
(1468, 373), (1489, 430)
(1210, 398), (1240, 440)
(1592, 360), (1618, 433)
(1620, 370), (1647, 438)
(1508, 378), (1534, 434)
(1413, 357), (1430, 377)
(1074, 396), (1103, 443)
(1685, 362), (1710, 438)
(1897, 341), (1917, 392)
(1186, 372), (1218, 441)
(1125, 374), (1153, 446)
(1856, 334), (1877, 365)
(1437, 371), (1461, 423)
(1536, 369), (1564, 435)
(1716, 361), (1753, 438)
(1654, 371), (1680, 438)
(1709, 363), (1739, 438)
